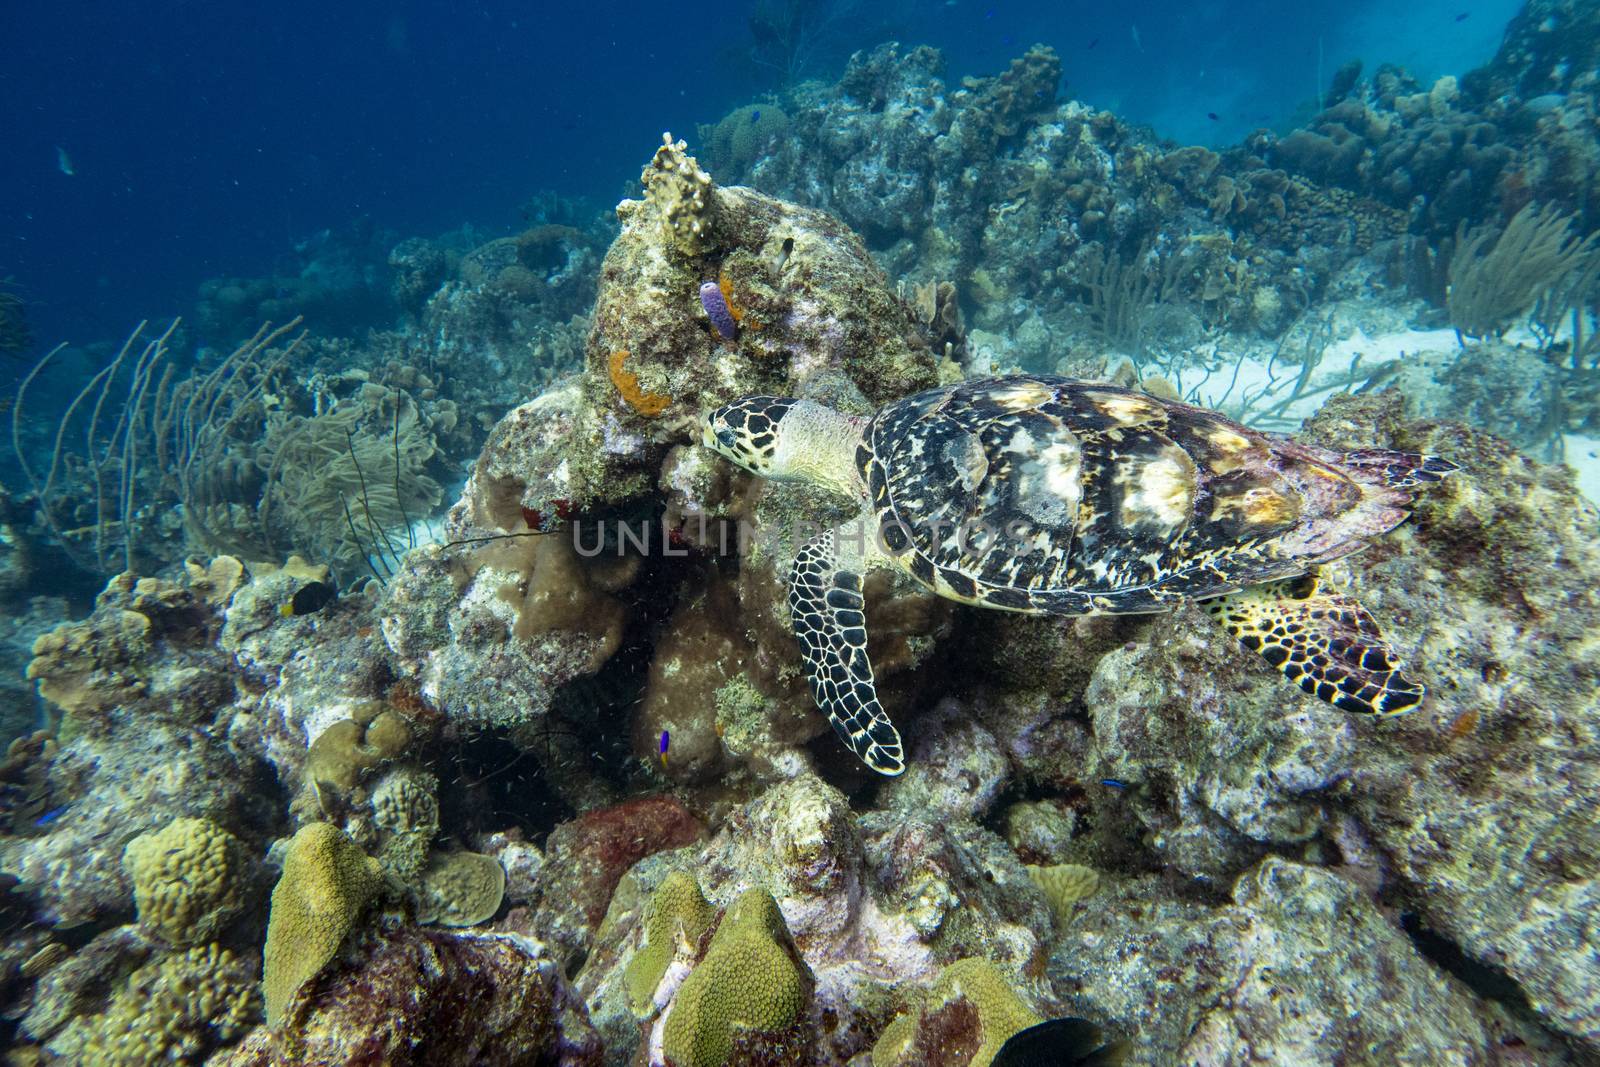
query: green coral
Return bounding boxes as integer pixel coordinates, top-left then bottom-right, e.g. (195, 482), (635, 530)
(415, 849), (506, 927)
(79, 943), (259, 1066)
(872, 958), (1042, 1067)
(624, 870), (715, 1016)
(1026, 863), (1100, 920)
(262, 822), (383, 1026)
(662, 888), (809, 1067)
(123, 816), (246, 946)
(701, 104), (790, 174)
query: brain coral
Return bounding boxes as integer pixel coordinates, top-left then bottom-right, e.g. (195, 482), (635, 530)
(123, 816), (246, 946)
(262, 822), (383, 1025)
(661, 888), (811, 1067)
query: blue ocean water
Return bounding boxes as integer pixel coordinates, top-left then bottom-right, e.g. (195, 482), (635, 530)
(2, 0), (1517, 348)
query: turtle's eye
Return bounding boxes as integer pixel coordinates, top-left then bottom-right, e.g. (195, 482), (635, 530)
(715, 427), (739, 451)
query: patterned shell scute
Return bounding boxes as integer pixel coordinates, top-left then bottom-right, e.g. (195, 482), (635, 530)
(865, 375), (1332, 610)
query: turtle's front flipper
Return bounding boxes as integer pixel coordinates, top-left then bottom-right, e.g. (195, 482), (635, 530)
(790, 525), (905, 775)
(1203, 573), (1424, 716)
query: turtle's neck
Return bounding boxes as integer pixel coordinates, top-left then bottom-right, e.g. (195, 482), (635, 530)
(772, 399), (869, 502)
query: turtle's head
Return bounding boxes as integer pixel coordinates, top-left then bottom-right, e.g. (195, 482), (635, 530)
(701, 396), (796, 476)
(700, 396), (866, 497)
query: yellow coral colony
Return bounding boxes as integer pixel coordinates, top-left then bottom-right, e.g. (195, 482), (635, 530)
(872, 957), (1043, 1067)
(624, 870), (715, 1017)
(123, 816), (245, 946)
(1027, 862), (1101, 920)
(661, 888), (808, 1067)
(261, 822), (383, 1026)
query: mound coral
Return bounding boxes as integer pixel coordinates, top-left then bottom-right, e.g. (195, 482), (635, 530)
(306, 701), (413, 796)
(624, 870), (714, 1016)
(370, 765), (440, 882)
(661, 888), (811, 1067)
(872, 957), (1042, 1067)
(76, 943), (259, 1066)
(262, 822), (383, 1026)
(123, 816), (246, 946)
(642, 134), (718, 258)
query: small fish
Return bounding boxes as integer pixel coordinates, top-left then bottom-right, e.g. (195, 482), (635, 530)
(1087, 37), (1099, 49)
(1099, 778), (1128, 789)
(1454, 11), (1469, 20)
(279, 580), (337, 617)
(658, 729), (670, 767)
(55, 146), (75, 176)
(750, 109), (761, 123)
(1207, 112), (1220, 121)
(992, 1017), (1129, 1066)
(33, 806), (68, 828)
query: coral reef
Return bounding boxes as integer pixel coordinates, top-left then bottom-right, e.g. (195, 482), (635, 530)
(872, 957), (1042, 1067)
(63, 942), (259, 1066)
(415, 849), (506, 927)
(123, 816), (248, 946)
(623, 870), (714, 1016)
(659, 888), (812, 1067)
(225, 927), (603, 1066)
(262, 822), (384, 1026)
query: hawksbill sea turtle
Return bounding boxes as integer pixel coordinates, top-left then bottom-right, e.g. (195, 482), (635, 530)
(699, 374), (1455, 776)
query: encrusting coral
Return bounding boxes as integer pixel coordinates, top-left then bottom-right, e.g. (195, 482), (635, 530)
(414, 849), (506, 927)
(261, 822), (383, 1026)
(123, 816), (247, 946)
(660, 888), (812, 1067)
(872, 957), (1043, 1067)
(623, 869), (714, 1016)
(305, 701), (412, 796)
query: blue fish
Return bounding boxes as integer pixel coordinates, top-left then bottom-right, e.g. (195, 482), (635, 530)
(34, 805), (68, 827)
(1099, 778), (1128, 790)
(751, 109), (761, 123)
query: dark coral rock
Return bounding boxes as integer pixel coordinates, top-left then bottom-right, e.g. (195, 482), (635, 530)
(529, 795), (707, 965)
(223, 926), (602, 1067)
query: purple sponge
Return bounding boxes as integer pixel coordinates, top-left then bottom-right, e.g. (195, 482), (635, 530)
(700, 280), (737, 340)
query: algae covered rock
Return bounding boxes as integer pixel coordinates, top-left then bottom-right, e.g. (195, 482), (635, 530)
(225, 927), (603, 1066)
(661, 888), (813, 1067)
(262, 822), (383, 1026)
(872, 957), (1042, 1067)
(123, 815), (247, 946)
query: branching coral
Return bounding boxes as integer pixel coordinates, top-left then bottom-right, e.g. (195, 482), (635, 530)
(262, 822), (383, 1026)
(123, 816), (246, 946)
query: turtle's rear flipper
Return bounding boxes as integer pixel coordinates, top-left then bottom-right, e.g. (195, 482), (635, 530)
(791, 527), (905, 775)
(1203, 574), (1424, 715)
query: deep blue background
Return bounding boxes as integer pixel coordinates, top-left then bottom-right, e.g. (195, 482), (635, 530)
(3, 0), (1518, 348)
